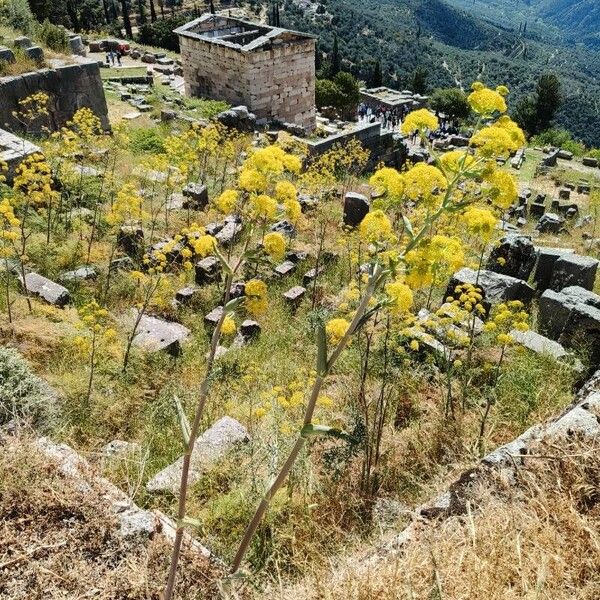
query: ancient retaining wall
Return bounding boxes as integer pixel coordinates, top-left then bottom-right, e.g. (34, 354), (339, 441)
(0, 60), (109, 133)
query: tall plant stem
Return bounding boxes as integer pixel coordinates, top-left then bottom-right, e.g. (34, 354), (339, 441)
(162, 272), (233, 600)
(230, 266), (383, 575)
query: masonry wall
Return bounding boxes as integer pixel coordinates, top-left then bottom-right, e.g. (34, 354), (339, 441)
(0, 61), (109, 133)
(179, 36), (316, 131)
(246, 38), (315, 130)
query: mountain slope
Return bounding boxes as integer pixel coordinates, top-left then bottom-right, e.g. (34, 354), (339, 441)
(282, 0), (600, 146)
(447, 0), (600, 48)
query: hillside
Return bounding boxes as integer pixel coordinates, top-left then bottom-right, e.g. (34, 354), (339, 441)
(280, 0), (600, 146)
(447, 0), (600, 48)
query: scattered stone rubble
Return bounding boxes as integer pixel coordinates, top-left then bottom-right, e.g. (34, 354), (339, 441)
(146, 416), (249, 493)
(376, 367), (600, 556)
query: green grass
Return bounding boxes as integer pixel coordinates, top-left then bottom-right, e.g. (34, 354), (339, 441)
(100, 66), (149, 81)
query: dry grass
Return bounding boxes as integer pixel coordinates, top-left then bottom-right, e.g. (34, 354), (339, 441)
(270, 438), (600, 600)
(0, 435), (225, 599)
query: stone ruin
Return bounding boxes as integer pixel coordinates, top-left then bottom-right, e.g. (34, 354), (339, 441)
(0, 128), (40, 183)
(0, 58), (109, 133)
(175, 14), (316, 132)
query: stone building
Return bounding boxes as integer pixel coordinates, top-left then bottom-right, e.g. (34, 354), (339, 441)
(175, 15), (316, 131)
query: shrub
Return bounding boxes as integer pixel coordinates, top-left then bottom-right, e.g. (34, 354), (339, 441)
(531, 128), (586, 156)
(36, 19), (70, 52)
(137, 17), (185, 52)
(129, 128), (166, 154)
(0, 347), (59, 431)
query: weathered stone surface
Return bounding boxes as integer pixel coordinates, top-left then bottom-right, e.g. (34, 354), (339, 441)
(549, 254), (599, 292)
(21, 273), (70, 307)
(175, 285), (201, 305)
(102, 439), (142, 459)
(545, 392), (600, 438)
(533, 247), (575, 291)
(270, 219), (296, 238)
(110, 256), (135, 272)
(343, 192), (369, 227)
(445, 268), (534, 313)
(0, 60), (109, 133)
(195, 256), (221, 285)
(0, 128), (41, 183)
(283, 285), (306, 304)
(182, 182), (208, 210)
(510, 329), (570, 360)
(536, 212), (564, 233)
(117, 225), (144, 257)
(146, 416), (249, 493)
(36, 437), (157, 540)
(486, 234), (536, 280)
(204, 305), (224, 327)
(129, 312), (190, 354)
(216, 105), (257, 132)
(239, 319), (261, 341)
(557, 149), (574, 161)
(274, 260), (296, 277)
(0, 46), (16, 63)
(61, 266), (97, 282)
(582, 157), (599, 168)
(559, 304), (600, 364)
(215, 220), (242, 247)
(303, 266), (324, 287)
(25, 46), (44, 62)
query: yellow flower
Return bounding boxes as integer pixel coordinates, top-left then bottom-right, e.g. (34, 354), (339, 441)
(467, 84), (507, 115)
(497, 333), (514, 345)
(326, 318), (350, 344)
(221, 315), (237, 336)
(403, 164), (447, 208)
(359, 209), (393, 244)
(193, 235), (217, 257)
(385, 280), (413, 315)
(250, 194), (277, 220)
(263, 232), (286, 261)
(215, 189), (238, 213)
(461, 207), (497, 240)
(283, 198), (302, 222)
(245, 279), (268, 316)
(439, 150), (476, 175)
(409, 339), (420, 351)
(484, 169), (518, 209)
(471, 125), (521, 158)
(317, 395), (334, 408)
(369, 167), (405, 201)
(239, 168), (267, 193)
(275, 180), (297, 203)
(401, 109), (439, 135)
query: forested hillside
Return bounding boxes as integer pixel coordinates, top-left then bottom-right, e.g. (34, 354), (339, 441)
(279, 0), (600, 145)
(447, 0), (600, 48)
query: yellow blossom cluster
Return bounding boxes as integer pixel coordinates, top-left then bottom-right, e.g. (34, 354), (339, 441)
(245, 279), (268, 316)
(446, 283), (486, 316)
(483, 301), (529, 346)
(403, 163), (448, 208)
(12, 153), (57, 207)
(401, 109), (439, 135)
(467, 82), (507, 115)
(405, 235), (465, 289)
(106, 183), (145, 227)
(0, 198), (20, 259)
(359, 209), (394, 244)
(385, 280), (413, 315)
(263, 232), (286, 262)
(326, 318), (350, 344)
(461, 206), (498, 241)
(74, 300), (116, 354)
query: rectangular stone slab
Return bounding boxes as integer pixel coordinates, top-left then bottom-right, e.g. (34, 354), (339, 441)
(130, 312), (190, 352)
(146, 416), (249, 493)
(20, 272), (70, 307)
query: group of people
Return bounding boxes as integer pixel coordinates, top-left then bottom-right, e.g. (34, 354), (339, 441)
(357, 102), (409, 130)
(356, 102), (461, 145)
(105, 49), (123, 67)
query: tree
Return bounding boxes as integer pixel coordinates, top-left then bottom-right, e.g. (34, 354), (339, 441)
(535, 73), (561, 132)
(120, 0), (132, 38)
(514, 73), (562, 136)
(330, 33), (341, 76)
(410, 66), (428, 94)
(315, 71), (360, 119)
(429, 88), (471, 121)
(149, 0), (157, 21)
(368, 60), (383, 88)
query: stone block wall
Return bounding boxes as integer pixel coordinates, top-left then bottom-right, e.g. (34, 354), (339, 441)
(0, 60), (109, 133)
(179, 36), (316, 131)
